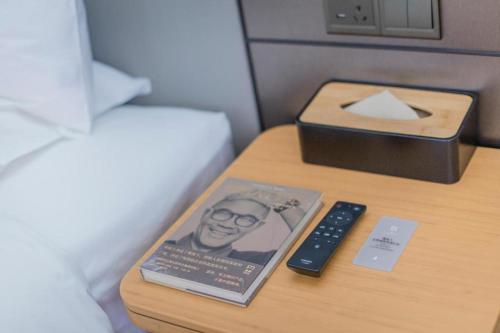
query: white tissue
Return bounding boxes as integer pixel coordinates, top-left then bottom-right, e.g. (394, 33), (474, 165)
(345, 90), (419, 120)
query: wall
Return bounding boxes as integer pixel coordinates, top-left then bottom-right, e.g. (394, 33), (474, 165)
(85, 0), (260, 152)
(242, 0), (500, 147)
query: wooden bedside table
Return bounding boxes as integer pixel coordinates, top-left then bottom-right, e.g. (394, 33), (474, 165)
(121, 125), (500, 333)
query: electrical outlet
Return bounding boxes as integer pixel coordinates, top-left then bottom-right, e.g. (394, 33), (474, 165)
(324, 0), (380, 35)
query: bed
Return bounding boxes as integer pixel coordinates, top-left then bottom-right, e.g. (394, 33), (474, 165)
(0, 105), (234, 333)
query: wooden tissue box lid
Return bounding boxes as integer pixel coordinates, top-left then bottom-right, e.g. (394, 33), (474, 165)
(299, 82), (474, 139)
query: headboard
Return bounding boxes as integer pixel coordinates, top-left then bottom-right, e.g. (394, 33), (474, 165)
(84, 0), (260, 152)
(241, 0), (500, 148)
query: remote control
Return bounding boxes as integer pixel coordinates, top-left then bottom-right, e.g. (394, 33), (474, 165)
(287, 201), (366, 277)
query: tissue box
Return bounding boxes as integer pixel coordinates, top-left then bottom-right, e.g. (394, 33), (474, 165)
(296, 80), (478, 184)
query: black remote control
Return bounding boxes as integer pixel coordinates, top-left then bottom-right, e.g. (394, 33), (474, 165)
(287, 201), (366, 277)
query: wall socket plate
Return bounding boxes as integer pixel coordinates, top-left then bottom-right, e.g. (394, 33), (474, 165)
(324, 0), (441, 39)
(324, 0), (380, 35)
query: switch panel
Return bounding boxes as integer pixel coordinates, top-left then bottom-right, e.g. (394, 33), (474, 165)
(408, 0), (433, 29)
(324, 0), (440, 39)
(382, 0), (407, 28)
(380, 0), (440, 38)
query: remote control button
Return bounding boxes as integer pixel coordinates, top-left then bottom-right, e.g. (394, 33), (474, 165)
(337, 228), (344, 233)
(314, 244), (321, 249)
(323, 233), (331, 237)
(332, 234), (340, 239)
(338, 211), (352, 218)
(331, 211), (353, 226)
(353, 206), (361, 211)
(314, 231), (321, 235)
(328, 226), (335, 231)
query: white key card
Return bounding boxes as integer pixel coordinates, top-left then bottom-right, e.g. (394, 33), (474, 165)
(353, 216), (418, 272)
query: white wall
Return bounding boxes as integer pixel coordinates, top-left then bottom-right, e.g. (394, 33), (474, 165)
(85, 0), (260, 152)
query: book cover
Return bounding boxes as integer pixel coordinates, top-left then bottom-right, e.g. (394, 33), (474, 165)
(141, 178), (322, 305)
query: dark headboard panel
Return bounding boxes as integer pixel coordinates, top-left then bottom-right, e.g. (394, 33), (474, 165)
(242, 0), (500, 147)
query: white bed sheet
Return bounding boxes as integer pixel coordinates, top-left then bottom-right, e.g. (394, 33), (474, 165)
(0, 215), (113, 333)
(0, 105), (234, 333)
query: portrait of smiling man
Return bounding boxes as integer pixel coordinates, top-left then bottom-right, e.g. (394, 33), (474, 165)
(167, 189), (306, 266)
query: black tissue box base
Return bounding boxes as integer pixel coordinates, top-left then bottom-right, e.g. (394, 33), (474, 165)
(296, 83), (478, 184)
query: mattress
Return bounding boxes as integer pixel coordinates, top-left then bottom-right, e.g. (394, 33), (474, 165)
(0, 215), (114, 333)
(0, 105), (234, 333)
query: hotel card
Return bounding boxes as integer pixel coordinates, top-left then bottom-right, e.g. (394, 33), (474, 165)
(353, 216), (418, 272)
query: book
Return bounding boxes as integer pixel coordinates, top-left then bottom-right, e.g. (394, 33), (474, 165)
(140, 177), (322, 306)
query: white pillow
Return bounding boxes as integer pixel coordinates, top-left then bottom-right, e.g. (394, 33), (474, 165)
(0, 0), (93, 132)
(0, 106), (65, 172)
(0, 63), (152, 173)
(93, 61), (152, 116)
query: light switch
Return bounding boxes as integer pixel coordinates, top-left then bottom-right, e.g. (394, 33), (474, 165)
(382, 0), (407, 28)
(379, 0), (440, 39)
(408, 0), (433, 29)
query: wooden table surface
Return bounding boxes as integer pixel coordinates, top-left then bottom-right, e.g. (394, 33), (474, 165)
(121, 125), (500, 333)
